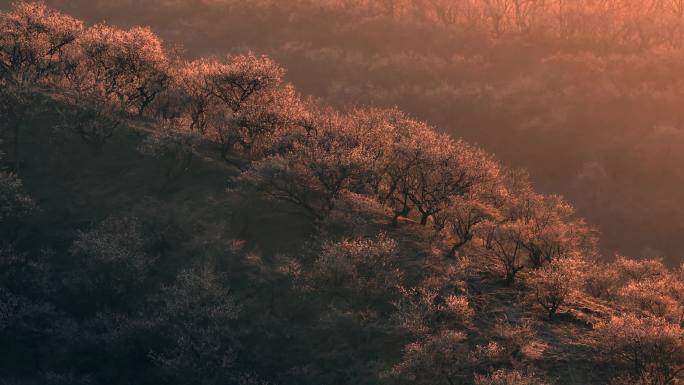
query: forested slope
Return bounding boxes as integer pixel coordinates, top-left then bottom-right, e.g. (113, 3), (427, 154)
(0, 3), (683, 385)
(15, 0), (684, 264)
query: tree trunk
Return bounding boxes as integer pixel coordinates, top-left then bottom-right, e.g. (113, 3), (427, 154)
(12, 117), (21, 172)
(391, 204), (410, 227)
(420, 212), (429, 225)
(530, 250), (544, 268)
(446, 235), (472, 258)
(547, 304), (559, 321)
(504, 266), (520, 286)
(391, 211), (401, 227)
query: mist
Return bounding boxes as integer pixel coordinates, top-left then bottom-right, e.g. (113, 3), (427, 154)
(8, 0), (681, 265)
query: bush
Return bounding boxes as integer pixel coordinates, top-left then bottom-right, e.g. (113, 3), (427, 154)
(0, 287), (59, 373)
(617, 275), (684, 323)
(611, 256), (684, 323)
(528, 256), (585, 320)
(138, 122), (198, 187)
(393, 258), (473, 337)
(70, 216), (156, 300)
(0, 2), (83, 87)
(593, 314), (684, 385)
(177, 53), (297, 162)
(616, 256), (668, 281)
(433, 193), (501, 257)
(492, 319), (535, 362)
(0, 168), (35, 226)
(389, 329), (470, 385)
(393, 286), (474, 337)
(58, 102), (121, 151)
(151, 265), (242, 385)
(311, 233), (403, 308)
(474, 369), (547, 385)
(584, 263), (620, 299)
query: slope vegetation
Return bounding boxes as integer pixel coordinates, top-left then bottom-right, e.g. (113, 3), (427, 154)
(0, 3), (683, 385)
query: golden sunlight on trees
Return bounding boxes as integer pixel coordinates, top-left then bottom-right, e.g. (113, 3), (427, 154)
(176, 53), (300, 165)
(75, 24), (170, 115)
(3, 2), (684, 384)
(0, 2), (82, 167)
(593, 314), (684, 385)
(433, 191), (501, 258)
(390, 329), (471, 385)
(613, 256), (684, 324)
(485, 220), (530, 285)
(528, 256), (585, 320)
(0, 2), (82, 86)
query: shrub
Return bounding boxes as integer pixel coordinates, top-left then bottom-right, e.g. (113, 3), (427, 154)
(492, 319), (535, 361)
(393, 257), (473, 337)
(311, 233), (403, 308)
(617, 275), (684, 323)
(371, 112), (499, 228)
(528, 256), (586, 320)
(0, 168), (35, 225)
(611, 256), (684, 323)
(70, 216), (156, 298)
(616, 256), (668, 281)
(177, 53), (296, 162)
(210, 84), (308, 161)
(151, 265), (242, 385)
(519, 195), (594, 268)
(0, 288), (59, 372)
(474, 369), (548, 385)
(138, 122), (198, 187)
(584, 263), (620, 299)
(57, 101), (121, 151)
(593, 314), (684, 385)
(393, 286), (474, 337)
(234, 155), (322, 218)
(389, 329), (471, 385)
(235, 115), (371, 219)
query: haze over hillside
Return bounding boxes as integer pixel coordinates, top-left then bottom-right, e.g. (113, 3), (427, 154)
(5, 0), (684, 264)
(1, 2), (684, 385)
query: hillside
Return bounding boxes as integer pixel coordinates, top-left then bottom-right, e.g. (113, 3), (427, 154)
(11, 0), (684, 265)
(0, 3), (683, 385)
